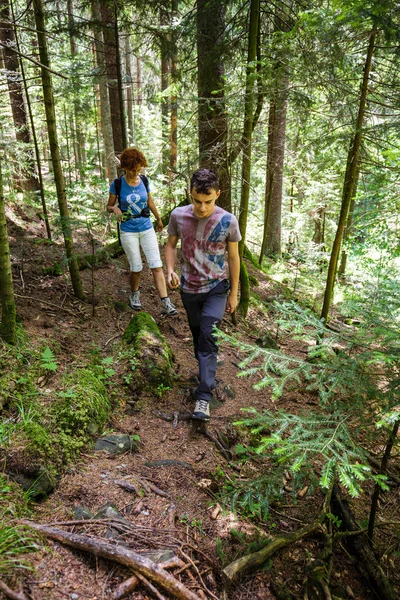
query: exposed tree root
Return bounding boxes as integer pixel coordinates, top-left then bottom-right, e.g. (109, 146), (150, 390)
(20, 521), (202, 600)
(331, 484), (396, 600)
(223, 516), (325, 582)
(0, 580), (27, 600)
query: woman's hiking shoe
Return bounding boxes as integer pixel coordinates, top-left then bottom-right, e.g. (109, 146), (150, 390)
(191, 399), (210, 421)
(160, 297), (178, 316)
(128, 290), (141, 310)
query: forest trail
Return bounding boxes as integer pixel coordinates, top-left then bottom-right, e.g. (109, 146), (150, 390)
(7, 213), (280, 599)
(3, 213), (381, 600)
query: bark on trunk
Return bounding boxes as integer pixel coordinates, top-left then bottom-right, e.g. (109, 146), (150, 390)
(0, 0), (39, 193)
(67, 0), (86, 179)
(9, 0), (51, 238)
(33, 0), (85, 301)
(196, 0), (230, 211)
(125, 35), (134, 145)
(100, 0), (125, 154)
(92, 0), (116, 181)
(337, 158), (361, 277)
(259, 11), (290, 262)
(169, 0), (178, 173)
(321, 31), (376, 322)
(0, 160), (16, 344)
(160, 5), (171, 173)
(238, 0), (259, 260)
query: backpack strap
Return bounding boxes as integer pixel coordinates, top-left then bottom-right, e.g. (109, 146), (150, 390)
(139, 174), (150, 194)
(114, 177), (123, 208)
(113, 177), (123, 246)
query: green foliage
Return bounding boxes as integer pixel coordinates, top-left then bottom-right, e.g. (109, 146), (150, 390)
(0, 475), (37, 574)
(40, 347), (58, 372)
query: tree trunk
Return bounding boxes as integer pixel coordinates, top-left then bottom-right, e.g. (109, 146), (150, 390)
(337, 157), (361, 277)
(100, 0), (125, 154)
(0, 159), (16, 344)
(259, 11), (290, 262)
(312, 205), (326, 247)
(10, 0), (51, 239)
(238, 0), (259, 260)
(67, 0), (86, 179)
(169, 0), (178, 174)
(160, 5), (171, 174)
(196, 0), (230, 211)
(92, 0), (116, 181)
(238, 0), (259, 317)
(321, 31), (376, 322)
(33, 0), (85, 301)
(125, 35), (134, 145)
(0, 0), (39, 193)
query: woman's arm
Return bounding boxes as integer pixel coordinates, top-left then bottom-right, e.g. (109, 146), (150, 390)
(147, 193), (163, 232)
(107, 193), (122, 217)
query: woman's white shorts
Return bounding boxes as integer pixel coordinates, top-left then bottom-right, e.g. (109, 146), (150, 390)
(120, 227), (162, 272)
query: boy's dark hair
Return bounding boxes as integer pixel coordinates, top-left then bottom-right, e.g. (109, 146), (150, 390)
(190, 168), (219, 194)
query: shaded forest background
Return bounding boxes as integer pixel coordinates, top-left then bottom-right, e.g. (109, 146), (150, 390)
(1, 1), (400, 599)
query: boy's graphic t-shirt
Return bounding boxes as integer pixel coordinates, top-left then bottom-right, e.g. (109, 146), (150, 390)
(167, 204), (241, 293)
(109, 176), (152, 233)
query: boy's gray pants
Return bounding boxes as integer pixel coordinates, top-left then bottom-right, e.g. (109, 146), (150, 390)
(181, 280), (229, 402)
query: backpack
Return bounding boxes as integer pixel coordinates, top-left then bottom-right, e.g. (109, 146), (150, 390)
(114, 174), (150, 245)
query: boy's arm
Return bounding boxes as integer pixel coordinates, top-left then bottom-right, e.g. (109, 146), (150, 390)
(165, 235), (180, 288)
(226, 241), (240, 314)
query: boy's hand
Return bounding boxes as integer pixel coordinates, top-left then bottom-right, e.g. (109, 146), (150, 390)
(168, 272), (180, 289)
(226, 292), (237, 314)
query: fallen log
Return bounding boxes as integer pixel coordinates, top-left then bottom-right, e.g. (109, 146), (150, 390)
(20, 521), (202, 600)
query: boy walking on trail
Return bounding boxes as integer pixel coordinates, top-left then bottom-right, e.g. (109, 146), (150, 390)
(165, 169), (241, 421)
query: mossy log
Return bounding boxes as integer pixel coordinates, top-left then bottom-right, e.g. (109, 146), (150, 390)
(122, 312), (174, 397)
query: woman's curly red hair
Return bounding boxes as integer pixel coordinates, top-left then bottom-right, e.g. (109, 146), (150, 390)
(120, 148), (148, 170)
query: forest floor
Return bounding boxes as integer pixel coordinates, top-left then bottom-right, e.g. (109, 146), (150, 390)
(2, 207), (400, 600)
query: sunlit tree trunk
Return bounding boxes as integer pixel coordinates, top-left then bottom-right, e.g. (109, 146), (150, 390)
(197, 0), (230, 211)
(0, 0), (39, 193)
(92, 0), (116, 181)
(33, 0), (85, 300)
(0, 159), (16, 344)
(321, 31), (376, 322)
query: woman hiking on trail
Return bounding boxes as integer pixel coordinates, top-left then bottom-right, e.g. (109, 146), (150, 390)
(107, 147), (177, 316)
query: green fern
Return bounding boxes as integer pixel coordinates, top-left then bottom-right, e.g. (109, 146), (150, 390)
(40, 347), (58, 372)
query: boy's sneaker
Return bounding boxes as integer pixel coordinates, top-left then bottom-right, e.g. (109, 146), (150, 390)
(128, 290), (141, 310)
(160, 297), (178, 316)
(192, 399), (210, 422)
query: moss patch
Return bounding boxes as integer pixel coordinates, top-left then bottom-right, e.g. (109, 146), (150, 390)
(122, 312), (174, 398)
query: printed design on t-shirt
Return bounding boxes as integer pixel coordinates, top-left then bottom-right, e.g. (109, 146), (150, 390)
(207, 214), (232, 242)
(126, 192), (142, 216)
